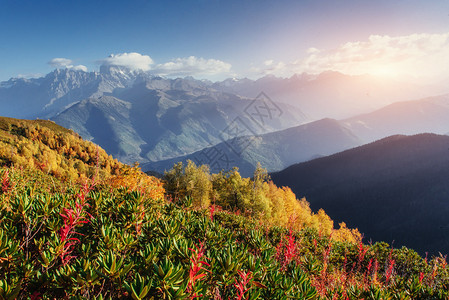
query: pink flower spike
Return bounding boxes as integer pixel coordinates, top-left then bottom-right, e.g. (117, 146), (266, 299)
(187, 242), (210, 299)
(58, 183), (92, 265)
(234, 270), (253, 300)
(209, 205), (216, 221)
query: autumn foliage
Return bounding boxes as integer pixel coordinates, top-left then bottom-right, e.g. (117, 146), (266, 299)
(164, 160), (361, 244)
(108, 164), (164, 201)
(0, 116), (122, 181)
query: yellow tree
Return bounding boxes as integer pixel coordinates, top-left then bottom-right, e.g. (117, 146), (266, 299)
(184, 160), (212, 208)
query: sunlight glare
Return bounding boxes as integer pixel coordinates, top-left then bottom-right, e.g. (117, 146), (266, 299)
(363, 63), (404, 79)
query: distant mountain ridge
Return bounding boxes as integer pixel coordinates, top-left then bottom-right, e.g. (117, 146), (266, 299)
(343, 94), (449, 143)
(2, 67), (448, 170)
(51, 79), (308, 164)
(213, 71), (447, 119)
(0, 66), (152, 118)
(0, 67), (309, 164)
(2, 67), (443, 120)
(271, 133), (449, 255)
(143, 92), (449, 175)
(144, 118), (361, 177)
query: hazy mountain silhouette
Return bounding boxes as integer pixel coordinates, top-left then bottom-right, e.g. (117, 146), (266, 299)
(271, 133), (449, 255)
(145, 118), (361, 177)
(343, 94), (449, 143)
(214, 72), (446, 119)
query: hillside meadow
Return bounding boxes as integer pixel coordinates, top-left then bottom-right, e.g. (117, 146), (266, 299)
(0, 117), (448, 299)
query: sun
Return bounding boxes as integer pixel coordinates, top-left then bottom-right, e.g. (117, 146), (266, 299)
(340, 59), (409, 80)
(365, 64), (403, 78)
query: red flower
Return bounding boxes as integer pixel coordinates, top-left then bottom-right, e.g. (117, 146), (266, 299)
(58, 182), (93, 265)
(187, 242), (210, 299)
(234, 270), (253, 300)
(1, 170), (11, 193)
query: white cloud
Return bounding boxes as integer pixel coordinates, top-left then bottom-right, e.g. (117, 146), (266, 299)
(48, 57), (87, 72)
(100, 52), (154, 71)
(71, 65), (88, 72)
(96, 53), (231, 78)
(48, 58), (73, 68)
(254, 32), (449, 82)
(295, 33), (449, 76)
(306, 47), (320, 54)
(17, 73), (44, 79)
(154, 56), (231, 77)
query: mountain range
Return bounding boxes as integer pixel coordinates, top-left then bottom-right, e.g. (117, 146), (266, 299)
(271, 133), (449, 255)
(1, 67), (308, 164)
(0, 66), (144, 119)
(213, 71), (447, 119)
(2, 67), (448, 171)
(51, 78), (308, 164)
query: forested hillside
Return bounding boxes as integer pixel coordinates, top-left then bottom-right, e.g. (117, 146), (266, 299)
(0, 116), (121, 180)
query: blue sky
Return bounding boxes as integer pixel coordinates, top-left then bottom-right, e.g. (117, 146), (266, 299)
(1, 0), (449, 82)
